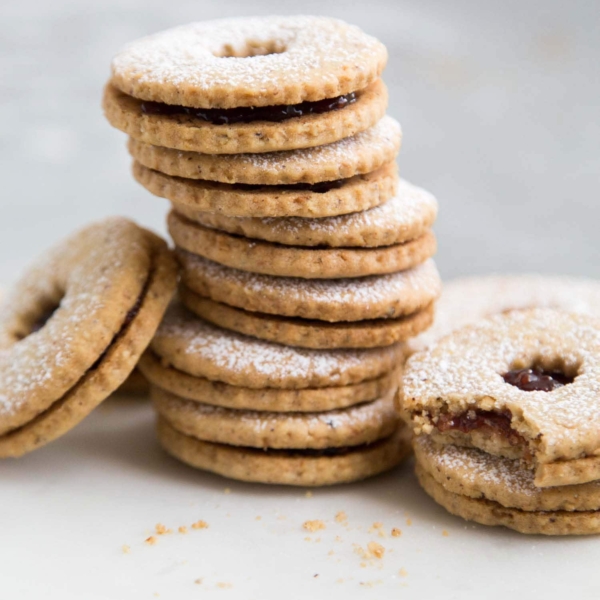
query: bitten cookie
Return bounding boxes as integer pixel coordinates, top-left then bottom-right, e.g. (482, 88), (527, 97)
(0, 218), (178, 457)
(105, 17), (388, 153)
(403, 309), (600, 487)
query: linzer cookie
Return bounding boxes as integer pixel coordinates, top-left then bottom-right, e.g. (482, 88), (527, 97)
(0, 218), (177, 457)
(140, 352), (401, 412)
(168, 211), (436, 279)
(129, 116), (401, 218)
(414, 437), (600, 535)
(157, 417), (411, 487)
(178, 253), (441, 322)
(410, 274), (600, 353)
(403, 309), (600, 488)
(104, 17), (388, 153)
(175, 178), (436, 247)
(179, 286), (434, 349)
(152, 386), (398, 449)
(149, 302), (404, 389)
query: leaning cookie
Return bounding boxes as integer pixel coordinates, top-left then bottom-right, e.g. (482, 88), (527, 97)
(403, 309), (600, 488)
(0, 218), (178, 457)
(105, 17), (388, 153)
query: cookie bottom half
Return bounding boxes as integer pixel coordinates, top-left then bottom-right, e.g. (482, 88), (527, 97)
(415, 463), (600, 535)
(157, 417), (411, 486)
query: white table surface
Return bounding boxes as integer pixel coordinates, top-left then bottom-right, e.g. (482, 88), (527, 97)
(2, 0), (600, 597)
(2, 395), (599, 600)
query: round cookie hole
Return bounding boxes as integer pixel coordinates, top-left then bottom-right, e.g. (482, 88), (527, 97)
(17, 297), (63, 340)
(214, 39), (287, 58)
(502, 356), (579, 392)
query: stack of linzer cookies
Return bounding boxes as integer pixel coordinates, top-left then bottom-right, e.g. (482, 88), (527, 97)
(2, 15), (600, 537)
(103, 16), (441, 486)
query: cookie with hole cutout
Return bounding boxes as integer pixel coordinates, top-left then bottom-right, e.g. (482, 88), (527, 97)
(402, 309), (600, 488)
(0, 218), (177, 457)
(104, 16), (389, 153)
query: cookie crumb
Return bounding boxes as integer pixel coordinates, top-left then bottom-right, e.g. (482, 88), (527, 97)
(391, 528), (402, 537)
(178, 526), (188, 534)
(305, 491), (313, 498)
(145, 536), (157, 546)
(217, 582), (232, 589)
(313, 574), (319, 578)
(399, 568), (408, 577)
(122, 544), (131, 554)
(304, 536), (312, 542)
(303, 520), (326, 532)
(155, 523), (172, 535)
(406, 518), (412, 526)
(442, 529), (449, 537)
(223, 488), (231, 494)
(328, 550), (335, 556)
(335, 511), (347, 523)
(336, 578), (344, 584)
(194, 579), (203, 585)
(255, 516), (262, 521)
(367, 541), (385, 559)
(192, 520), (209, 530)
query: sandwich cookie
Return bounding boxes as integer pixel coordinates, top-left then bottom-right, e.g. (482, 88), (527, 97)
(0, 218), (177, 457)
(105, 16), (388, 154)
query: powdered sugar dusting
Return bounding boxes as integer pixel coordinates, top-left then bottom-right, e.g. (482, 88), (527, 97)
(405, 309), (600, 462)
(180, 253), (441, 311)
(237, 178), (437, 238)
(112, 17), (385, 105)
(0, 218), (147, 424)
(152, 303), (399, 385)
(410, 274), (600, 353)
(161, 392), (395, 441)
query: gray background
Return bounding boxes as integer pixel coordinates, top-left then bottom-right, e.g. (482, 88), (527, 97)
(1, 0), (598, 286)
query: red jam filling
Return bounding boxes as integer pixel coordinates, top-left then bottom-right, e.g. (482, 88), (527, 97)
(502, 367), (572, 391)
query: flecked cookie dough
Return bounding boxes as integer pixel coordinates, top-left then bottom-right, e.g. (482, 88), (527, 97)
(0, 218), (177, 457)
(169, 211), (436, 279)
(157, 417), (411, 486)
(415, 437), (600, 512)
(174, 178), (437, 248)
(416, 463), (600, 536)
(135, 161), (397, 219)
(140, 352), (401, 412)
(150, 302), (405, 390)
(178, 252), (441, 322)
(180, 286), (434, 349)
(128, 116), (401, 185)
(153, 386), (398, 449)
(409, 274), (600, 354)
(104, 79), (388, 154)
(110, 17), (387, 108)
(403, 309), (600, 487)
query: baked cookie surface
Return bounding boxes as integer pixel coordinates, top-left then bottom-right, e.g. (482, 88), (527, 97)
(174, 178), (437, 248)
(178, 253), (441, 322)
(157, 417), (411, 486)
(403, 309), (600, 487)
(0, 218), (177, 457)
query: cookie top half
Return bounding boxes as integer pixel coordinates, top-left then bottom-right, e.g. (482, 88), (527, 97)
(110, 16), (387, 108)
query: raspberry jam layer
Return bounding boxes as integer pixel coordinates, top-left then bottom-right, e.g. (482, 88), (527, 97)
(436, 409), (525, 447)
(503, 367), (572, 392)
(232, 179), (345, 194)
(140, 92), (357, 125)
